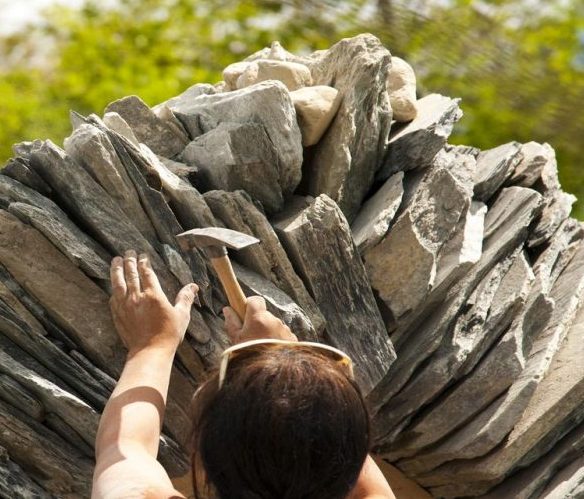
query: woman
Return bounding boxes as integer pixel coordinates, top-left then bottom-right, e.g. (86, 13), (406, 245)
(92, 251), (395, 498)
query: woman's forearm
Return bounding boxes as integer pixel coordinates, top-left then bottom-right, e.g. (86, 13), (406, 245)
(95, 346), (175, 459)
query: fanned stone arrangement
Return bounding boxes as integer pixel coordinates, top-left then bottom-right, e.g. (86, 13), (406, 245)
(0, 34), (582, 498)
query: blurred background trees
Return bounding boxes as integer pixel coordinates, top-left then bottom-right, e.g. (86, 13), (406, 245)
(1, 0), (583, 214)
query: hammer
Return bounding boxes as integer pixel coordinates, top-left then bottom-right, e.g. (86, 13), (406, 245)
(176, 227), (260, 321)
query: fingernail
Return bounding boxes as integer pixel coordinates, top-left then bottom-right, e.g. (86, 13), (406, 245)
(124, 249), (136, 258)
(112, 256), (122, 264)
(138, 253), (148, 260)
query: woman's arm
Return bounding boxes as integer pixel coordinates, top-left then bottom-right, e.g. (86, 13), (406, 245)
(92, 251), (198, 499)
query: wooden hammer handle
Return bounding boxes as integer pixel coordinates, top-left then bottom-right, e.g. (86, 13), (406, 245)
(210, 255), (247, 321)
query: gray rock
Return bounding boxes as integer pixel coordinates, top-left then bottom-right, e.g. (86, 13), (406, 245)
(381, 251), (532, 462)
(304, 34), (392, 221)
(233, 262), (317, 340)
(0, 348), (99, 448)
(8, 202), (110, 283)
(0, 398), (93, 496)
(432, 200), (486, 291)
(528, 190), (576, 248)
(474, 141), (523, 202)
(102, 111), (140, 146)
(364, 148), (474, 320)
(0, 374), (44, 422)
(27, 141), (181, 297)
(481, 420), (584, 499)
(138, 145), (215, 230)
(0, 210), (125, 377)
(153, 83), (217, 112)
(105, 95), (188, 157)
(64, 123), (158, 243)
(505, 141), (556, 188)
(0, 444), (53, 498)
(273, 194), (396, 394)
(169, 80), (303, 195)
(1, 157), (52, 196)
(377, 94), (462, 181)
(369, 187), (543, 447)
(415, 242), (584, 495)
(0, 299), (109, 408)
(539, 452), (584, 499)
(351, 171), (404, 252)
(182, 122), (284, 213)
(203, 190), (325, 339)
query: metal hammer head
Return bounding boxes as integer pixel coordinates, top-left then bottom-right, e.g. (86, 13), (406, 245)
(176, 227), (260, 257)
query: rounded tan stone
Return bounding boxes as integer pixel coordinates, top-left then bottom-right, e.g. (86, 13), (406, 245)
(237, 59), (312, 91)
(387, 56), (417, 122)
(290, 85), (341, 146)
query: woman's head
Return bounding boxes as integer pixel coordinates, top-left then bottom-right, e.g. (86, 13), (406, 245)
(190, 344), (370, 499)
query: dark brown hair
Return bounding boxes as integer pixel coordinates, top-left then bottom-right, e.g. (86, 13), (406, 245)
(189, 345), (370, 499)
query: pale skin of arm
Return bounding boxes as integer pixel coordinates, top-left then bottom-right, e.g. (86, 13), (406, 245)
(92, 251), (394, 498)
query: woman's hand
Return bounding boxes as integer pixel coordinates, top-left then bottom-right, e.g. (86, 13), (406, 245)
(109, 250), (199, 356)
(223, 296), (297, 344)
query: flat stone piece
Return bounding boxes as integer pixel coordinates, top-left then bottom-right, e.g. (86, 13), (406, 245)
(182, 122), (284, 213)
(273, 194), (396, 394)
(368, 187), (542, 442)
(204, 190), (325, 338)
(102, 111), (140, 146)
(416, 244), (584, 495)
(290, 85), (340, 147)
(0, 298), (109, 408)
(105, 95), (188, 157)
(388, 56), (417, 122)
(378, 94), (462, 180)
(0, 445), (53, 498)
(8, 202), (110, 282)
(2, 157), (52, 196)
(233, 262), (317, 341)
(305, 34), (392, 221)
(474, 141), (523, 201)
(237, 59), (312, 91)
(382, 252), (530, 461)
(481, 421), (584, 499)
(0, 347), (99, 448)
(539, 453), (584, 499)
(506, 141), (555, 188)
(170, 80), (303, 195)
(0, 399), (93, 497)
(154, 83), (217, 111)
(0, 210), (125, 376)
(64, 123), (158, 242)
(365, 149), (474, 319)
(28, 140), (180, 297)
(351, 171), (404, 252)
(528, 190), (576, 248)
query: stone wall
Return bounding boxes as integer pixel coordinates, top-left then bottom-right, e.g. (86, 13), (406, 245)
(0, 34), (582, 498)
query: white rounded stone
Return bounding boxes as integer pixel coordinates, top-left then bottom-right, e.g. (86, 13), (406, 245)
(387, 56), (417, 122)
(290, 85), (340, 146)
(237, 59), (312, 91)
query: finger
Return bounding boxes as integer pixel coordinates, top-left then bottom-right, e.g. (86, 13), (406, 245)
(110, 256), (127, 298)
(223, 306), (243, 343)
(174, 283), (199, 314)
(138, 253), (163, 293)
(124, 250), (141, 295)
(245, 296), (267, 319)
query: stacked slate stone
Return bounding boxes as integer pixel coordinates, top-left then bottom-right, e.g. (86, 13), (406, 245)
(0, 33), (581, 498)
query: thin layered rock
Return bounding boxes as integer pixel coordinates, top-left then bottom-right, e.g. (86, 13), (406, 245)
(273, 194), (396, 394)
(303, 34), (392, 221)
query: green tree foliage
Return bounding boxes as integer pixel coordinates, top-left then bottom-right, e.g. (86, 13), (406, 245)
(0, 0), (582, 214)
